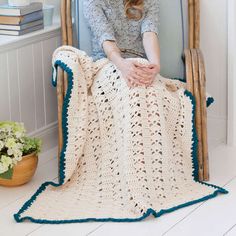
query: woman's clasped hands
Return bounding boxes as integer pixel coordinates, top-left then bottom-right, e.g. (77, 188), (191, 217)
(119, 59), (160, 88)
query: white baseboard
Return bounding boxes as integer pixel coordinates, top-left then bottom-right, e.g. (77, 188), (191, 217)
(28, 122), (58, 153)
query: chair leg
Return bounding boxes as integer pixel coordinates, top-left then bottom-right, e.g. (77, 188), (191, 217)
(190, 49), (204, 181)
(197, 49), (209, 181)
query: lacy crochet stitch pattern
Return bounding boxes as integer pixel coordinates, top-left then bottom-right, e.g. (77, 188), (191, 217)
(14, 46), (227, 224)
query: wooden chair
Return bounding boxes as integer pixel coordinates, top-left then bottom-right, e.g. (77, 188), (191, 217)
(57, 0), (209, 181)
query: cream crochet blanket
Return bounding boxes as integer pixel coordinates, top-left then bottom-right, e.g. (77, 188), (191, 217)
(15, 46), (227, 224)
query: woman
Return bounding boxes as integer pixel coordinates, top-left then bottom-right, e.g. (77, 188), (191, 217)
(14, 0), (227, 224)
(83, 0), (161, 88)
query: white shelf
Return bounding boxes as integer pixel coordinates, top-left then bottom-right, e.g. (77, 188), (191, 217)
(0, 21), (61, 53)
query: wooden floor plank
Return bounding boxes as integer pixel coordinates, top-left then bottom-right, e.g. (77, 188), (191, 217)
(0, 155), (58, 210)
(163, 177), (236, 236)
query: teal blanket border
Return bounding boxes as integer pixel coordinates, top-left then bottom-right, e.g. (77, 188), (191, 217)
(13, 61), (227, 224)
(172, 78), (215, 108)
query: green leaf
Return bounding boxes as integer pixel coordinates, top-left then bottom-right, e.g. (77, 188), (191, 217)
(0, 168), (13, 180)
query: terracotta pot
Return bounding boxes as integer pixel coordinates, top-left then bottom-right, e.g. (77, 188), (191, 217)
(0, 153), (38, 187)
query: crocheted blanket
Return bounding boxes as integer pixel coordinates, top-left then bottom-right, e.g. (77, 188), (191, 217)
(14, 46), (227, 224)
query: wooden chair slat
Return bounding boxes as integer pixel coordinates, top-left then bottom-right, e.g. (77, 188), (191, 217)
(61, 0), (68, 45)
(57, 67), (64, 157)
(197, 49), (209, 181)
(191, 49), (204, 181)
(66, 0), (73, 46)
(184, 49), (194, 94)
(188, 0), (195, 48)
(194, 0), (200, 48)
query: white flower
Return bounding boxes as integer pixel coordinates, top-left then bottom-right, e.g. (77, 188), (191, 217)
(0, 140), (4, 151)
(0, 122), (30, 174)
(6, 141), (23, 156)
(5, 138), (16, 149)
(1, 155), (12, 166)
(7, 147), (22, 160)
(0, 163), (8, 174)
(0, 155), (13, 174)
(15, 131), (23, 139)
(7, 148), (13, 156)
(15, 154), (23, 162)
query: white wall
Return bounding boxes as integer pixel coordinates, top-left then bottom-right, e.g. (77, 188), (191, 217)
(0, 0), (61, 151)
(227, 0), (236, 146)
(200, 0), (228, 146)
(0, 33), (61, 151)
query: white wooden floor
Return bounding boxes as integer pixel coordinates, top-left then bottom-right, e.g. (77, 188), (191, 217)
(0, 143), (236, 236)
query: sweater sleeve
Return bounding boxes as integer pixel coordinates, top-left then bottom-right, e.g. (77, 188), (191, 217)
(83, 0), (116, 48)
(141, 0), (160, 36)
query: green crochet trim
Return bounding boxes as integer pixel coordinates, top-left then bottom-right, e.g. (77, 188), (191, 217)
(172, 77), (186, 83)
(171, 77), (214, 108)
(13, 61), (227, 224)
(207, 97), (215, 107)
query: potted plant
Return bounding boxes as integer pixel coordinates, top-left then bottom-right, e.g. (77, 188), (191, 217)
(0, 122), (41, 187)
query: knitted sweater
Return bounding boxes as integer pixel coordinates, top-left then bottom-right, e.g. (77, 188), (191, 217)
(83, 0), (160, 60)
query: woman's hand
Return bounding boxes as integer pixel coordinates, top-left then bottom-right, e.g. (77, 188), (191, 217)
(102, 41), (160, 88)
(137, 63), (160, 86)
(119, 60), (159, 88)
(119, 60), (147, 87)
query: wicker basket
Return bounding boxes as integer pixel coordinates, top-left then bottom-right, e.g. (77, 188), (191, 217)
(0, 153), (38, 187)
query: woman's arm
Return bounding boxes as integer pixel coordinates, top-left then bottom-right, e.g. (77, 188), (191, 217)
(103, 41), (124, 70)
(143, 32), (161, 71)
(140, 0), (161, 83)
(141, 32), (161, 84)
